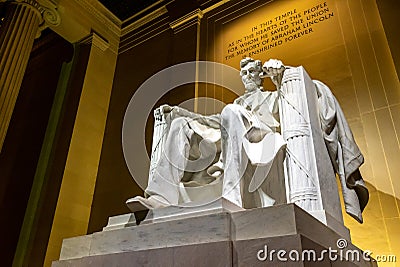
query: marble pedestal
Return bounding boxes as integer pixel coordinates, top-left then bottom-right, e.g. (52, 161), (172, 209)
(53, 201), (376, 266)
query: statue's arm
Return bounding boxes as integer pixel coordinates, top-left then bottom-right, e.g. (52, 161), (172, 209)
(158, 104), (220, 129)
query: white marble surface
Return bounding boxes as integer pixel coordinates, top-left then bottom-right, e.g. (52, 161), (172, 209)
(309, 209), (350, 240)
(57, 202), (378, 266)
(103, 213), (137, 231)
(59, 235), (92, 260)
(142, 197), (244, 224)
(59, 202), (353, 261)
(90, 211), (231, 256)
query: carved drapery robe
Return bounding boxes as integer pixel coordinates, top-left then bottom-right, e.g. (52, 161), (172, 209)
(146, 78), (368, 222)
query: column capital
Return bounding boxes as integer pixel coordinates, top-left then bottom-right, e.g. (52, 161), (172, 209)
(8, 0), (61, 34)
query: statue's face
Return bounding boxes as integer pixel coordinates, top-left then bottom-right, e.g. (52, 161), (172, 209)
(240, 61), (262, 91)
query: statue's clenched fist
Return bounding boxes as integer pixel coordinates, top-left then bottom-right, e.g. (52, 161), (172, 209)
(260, 59), (286, 88)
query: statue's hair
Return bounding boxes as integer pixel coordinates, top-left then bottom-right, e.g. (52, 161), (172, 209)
(240, 57), (262, 71)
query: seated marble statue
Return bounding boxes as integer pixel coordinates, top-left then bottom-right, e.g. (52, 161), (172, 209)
(128, 58), (369, 223)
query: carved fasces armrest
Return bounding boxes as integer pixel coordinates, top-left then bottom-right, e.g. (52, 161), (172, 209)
(149, 104), (221, 182)
(148, 106), (170, 179)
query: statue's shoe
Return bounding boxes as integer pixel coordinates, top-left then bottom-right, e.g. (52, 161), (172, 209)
(126, 195), (170, 212)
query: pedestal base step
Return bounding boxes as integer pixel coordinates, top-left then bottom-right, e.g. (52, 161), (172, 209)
(54, 203), (375, 267)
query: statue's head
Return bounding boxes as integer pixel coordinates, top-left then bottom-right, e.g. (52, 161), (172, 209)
(240, 57), (263, 91)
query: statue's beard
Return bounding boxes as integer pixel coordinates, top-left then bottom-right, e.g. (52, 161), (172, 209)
(244, 82), (260, 91)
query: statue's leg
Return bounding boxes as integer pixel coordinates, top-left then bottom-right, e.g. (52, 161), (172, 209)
(145, 117), (195, 205)
(220, 104), (252, 207)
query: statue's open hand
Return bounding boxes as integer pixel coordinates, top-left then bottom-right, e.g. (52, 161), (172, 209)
(159, 104), (184, 120)
(159, 104), (173, 114)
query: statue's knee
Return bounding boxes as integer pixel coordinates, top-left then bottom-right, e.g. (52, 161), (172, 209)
(169, 117), (190, 134)
(221, 104), (244, 120)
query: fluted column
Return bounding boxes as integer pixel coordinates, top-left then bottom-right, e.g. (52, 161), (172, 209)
(0, 0), (60, 152)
